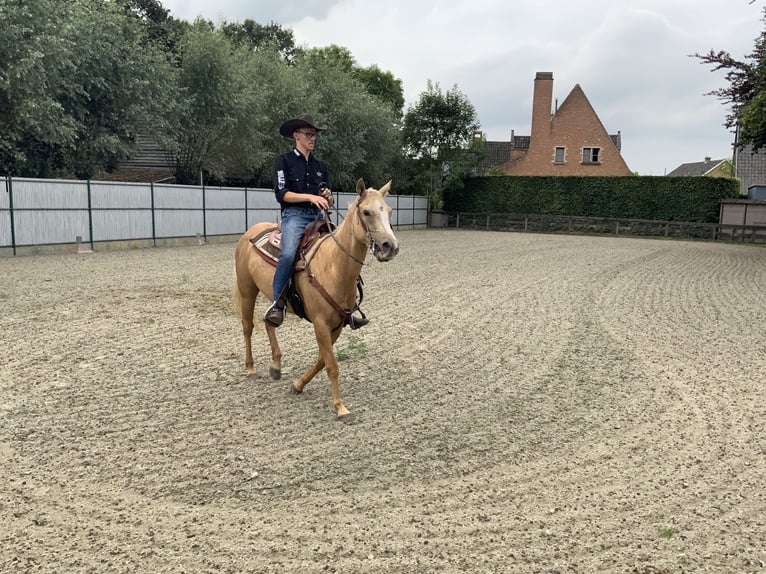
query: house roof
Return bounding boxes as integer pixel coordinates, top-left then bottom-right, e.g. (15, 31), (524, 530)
(475, 141), (511, 174)
(667, 158), (726, 176)
(90, 168), (175, 183)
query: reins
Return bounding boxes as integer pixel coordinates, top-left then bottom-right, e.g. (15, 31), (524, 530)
(329, 228), (367, 266)
(305, 205), (370, 331)
(326, 203), (380, 265)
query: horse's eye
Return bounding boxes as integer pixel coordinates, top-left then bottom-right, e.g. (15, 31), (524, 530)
(363, 210), (371, 217)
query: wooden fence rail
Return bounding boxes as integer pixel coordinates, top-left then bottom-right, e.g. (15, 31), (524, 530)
(449, 212), (766, 244)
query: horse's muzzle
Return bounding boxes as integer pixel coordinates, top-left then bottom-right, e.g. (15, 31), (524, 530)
(373, 240), (399, 261)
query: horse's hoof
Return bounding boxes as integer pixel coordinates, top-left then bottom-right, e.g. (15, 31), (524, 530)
(337, 412), (355, 424)
(269, 367), (281, 380)
(290, 381), (303, 395)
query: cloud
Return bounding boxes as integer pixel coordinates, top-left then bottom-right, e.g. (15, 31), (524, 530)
(161, 0), (763, 174)
(163, 0), (338, 24)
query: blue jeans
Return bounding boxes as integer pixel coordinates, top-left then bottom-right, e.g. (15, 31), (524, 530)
(271, 206), (320, 304)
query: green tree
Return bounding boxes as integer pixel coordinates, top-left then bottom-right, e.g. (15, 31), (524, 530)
(66, 0), (178, 178)
(297, 47), (404, 118)
(696, 7), (766, 151)
(114, 0), (189, 55)
(227, 46), (296, 185)
(0, 0), (73, 175)
(219, 19), (298, 64)
(172, 23), (245, 183)
(0, 0), (177, 178)
(298, 45), (356, 73)
(401, 80), (481, 209)
(289, 53), (402, 191)
(353, 65), (405, 118)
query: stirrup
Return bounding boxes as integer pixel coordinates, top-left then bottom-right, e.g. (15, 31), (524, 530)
(264, 301), (285, 327)
(349, 314), (369, 330)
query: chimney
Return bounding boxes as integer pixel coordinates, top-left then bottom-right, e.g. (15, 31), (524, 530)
(704, 156), (711, 162)
(531, 72), (554, 140)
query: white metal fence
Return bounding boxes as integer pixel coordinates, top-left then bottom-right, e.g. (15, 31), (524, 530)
(0, 176), (428, 255)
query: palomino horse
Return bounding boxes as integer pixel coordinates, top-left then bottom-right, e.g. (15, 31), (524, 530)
(234, 179), (400, 419)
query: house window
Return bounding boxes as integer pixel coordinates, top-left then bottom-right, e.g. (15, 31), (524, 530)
(554, 147), (566, 164)
(582, 147), (601, 164)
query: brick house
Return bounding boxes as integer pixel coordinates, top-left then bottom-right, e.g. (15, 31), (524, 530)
(483, 72), (632, 176)
(667, 157), (733, 178)
(734, 140), (766, 197)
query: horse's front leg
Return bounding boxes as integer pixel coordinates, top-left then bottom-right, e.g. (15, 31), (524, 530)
(312, 323), (349, 419)
(291, 356), (325, 394)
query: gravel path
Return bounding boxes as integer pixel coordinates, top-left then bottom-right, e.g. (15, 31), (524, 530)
(1, 230), (765, 573)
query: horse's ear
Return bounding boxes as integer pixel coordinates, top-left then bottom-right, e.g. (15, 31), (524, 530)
(379, 180), (392, 197)
(356, 178), (367, 197)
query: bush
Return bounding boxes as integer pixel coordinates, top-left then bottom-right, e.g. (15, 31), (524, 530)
(446, 176), (740, 223)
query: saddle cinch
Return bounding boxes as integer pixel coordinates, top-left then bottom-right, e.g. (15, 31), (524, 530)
(249, 216), (367, 328)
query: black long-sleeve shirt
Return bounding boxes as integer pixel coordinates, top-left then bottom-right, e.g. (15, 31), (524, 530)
(273, 149), (331, 210)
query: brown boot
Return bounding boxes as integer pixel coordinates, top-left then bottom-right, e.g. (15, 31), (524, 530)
(264, 301), (285, 327)
(349, 314), (369, 330)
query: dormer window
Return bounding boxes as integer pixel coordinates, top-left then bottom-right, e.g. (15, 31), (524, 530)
(582, 147), (601, 164)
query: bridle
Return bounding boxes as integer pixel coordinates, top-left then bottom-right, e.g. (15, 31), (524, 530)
(327, 202), (380, 266)
(306, 202), (379, 332)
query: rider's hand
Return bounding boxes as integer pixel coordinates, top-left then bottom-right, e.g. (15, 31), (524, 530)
(310, 193), (329, 210)
(321, 187), (334, 207)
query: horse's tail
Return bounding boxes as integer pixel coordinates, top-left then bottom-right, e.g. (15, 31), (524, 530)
(231, 282), (243, 317)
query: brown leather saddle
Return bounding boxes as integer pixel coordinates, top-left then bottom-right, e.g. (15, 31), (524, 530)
(248, 215), (367, 329)
(250, 216), (335, 269)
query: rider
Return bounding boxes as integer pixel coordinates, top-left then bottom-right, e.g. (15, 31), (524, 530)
(264, 114), (334, 327)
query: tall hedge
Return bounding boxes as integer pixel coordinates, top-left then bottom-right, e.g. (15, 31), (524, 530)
(445, 176), (740, 223)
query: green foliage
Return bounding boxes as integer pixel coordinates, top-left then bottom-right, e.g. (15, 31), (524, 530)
(297, 45), (356, 73)
(336, 335), (368, 361)
(696, 8), (766, 151)
(400, 81), (481, 208)
(353, 65), (405, 117)
(485, 165), (507, 176)
(447, 176), (740, 223)
(0, 0), (177, 178)
(114, 0), (186, 53)
(659, 526), (679, 539)
(0, 2), (411, 189)
(290, 53), (401, 191)
(220, 19), (298, 64)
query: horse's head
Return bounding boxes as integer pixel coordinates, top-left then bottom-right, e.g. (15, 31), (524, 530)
(354, 178), (400, 262)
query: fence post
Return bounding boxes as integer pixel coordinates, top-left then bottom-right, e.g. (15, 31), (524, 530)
(201, 182), (206, 241)
(150, 182), (157, 247)
(243, 187), (248, 231)
(86, 179), (94, 250)
(7, 176), (17, 255)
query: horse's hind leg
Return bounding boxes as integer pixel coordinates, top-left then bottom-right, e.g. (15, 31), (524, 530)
(265, 323), (283, 380)
(237, 285), (258, 376)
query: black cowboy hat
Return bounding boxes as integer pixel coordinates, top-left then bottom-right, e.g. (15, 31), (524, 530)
(279, 114), (328, 137)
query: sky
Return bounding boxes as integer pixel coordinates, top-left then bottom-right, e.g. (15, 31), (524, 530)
(161, 0), (764, 175)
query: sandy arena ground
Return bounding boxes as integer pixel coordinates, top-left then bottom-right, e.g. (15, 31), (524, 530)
(1, 229), (765, 573)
